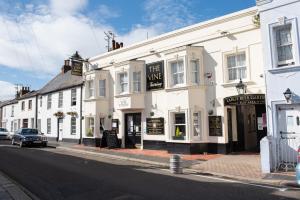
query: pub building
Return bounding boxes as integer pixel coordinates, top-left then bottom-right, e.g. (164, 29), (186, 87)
(82, 7), (267, 154)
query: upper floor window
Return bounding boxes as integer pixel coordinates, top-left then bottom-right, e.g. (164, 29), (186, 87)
(132, 71), (141, 92)
(87, 80), (94, 98)
(190, 60), (199, 84)
(21, 101), (25, 111)
(11, 106), (14, 117)
(170, 60), (184, 86)
(47, 94), (52, 109)
(58, 92), (63, 108)
(28, 100), (32, 110)
(99, 80), (106, 97)
(227, 52), (246, 81)
(118, 72), (128, 94)
(71, 89), (77, 106)
(275, 24), (294, 66)
(39, 97), (42, 107)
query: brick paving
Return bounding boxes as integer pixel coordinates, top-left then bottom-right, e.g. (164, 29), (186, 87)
(191, 154), (263, 179)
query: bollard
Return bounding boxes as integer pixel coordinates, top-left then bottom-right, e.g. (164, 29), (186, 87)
(170, 154), (183, 174)
(296, 147), (300, 186)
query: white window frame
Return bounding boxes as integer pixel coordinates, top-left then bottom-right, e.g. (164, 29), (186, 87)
(21, 101), (25, 111)
(169, 110), (188, 141)
(190, 59), (200, 85)
(11, 106), (14, 117)
(118, 72), (129, 94)
(47, 94), (52, 110)
(47, 118), (51, 134)
(99, 79), (106, 97)
(269, 18), (300, 68)
(226, 52), (247, 81)
(132, 71), (141, 93)
(192, 111), (202, 140)
(71, 88), (77, 106)
(169, 59), (185, 87)
(87, 80), (94, 98)
(71, 117), (76, 135)
(28, 100), (32, 110)
(86, 117), (95, 137)
(58, 92), (63, 108)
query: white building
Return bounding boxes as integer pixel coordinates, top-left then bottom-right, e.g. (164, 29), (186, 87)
(1, 88), (38, 134)
(257, 0), (300, 172)
(82, 7), (266, 154)
(38, 58), (83, 143)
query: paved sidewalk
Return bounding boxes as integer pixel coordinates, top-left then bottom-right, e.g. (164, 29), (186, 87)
(0, 172), (31, 200)
(48, 142), (299, 188)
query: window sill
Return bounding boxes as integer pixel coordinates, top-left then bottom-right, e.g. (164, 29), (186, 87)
(268, 65), (300, 74)
(84, 97), (108, 102)
(221, 80), (255, 87)
(115, 92), (144, 98)
(165, 84), (205, 92)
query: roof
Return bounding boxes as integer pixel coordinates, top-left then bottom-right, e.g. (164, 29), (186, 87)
(0, 99), (18, 107)
(39, 70), (83, 95)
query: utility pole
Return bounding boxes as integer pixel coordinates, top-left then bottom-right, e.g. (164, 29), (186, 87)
(104, 31), (115, 52)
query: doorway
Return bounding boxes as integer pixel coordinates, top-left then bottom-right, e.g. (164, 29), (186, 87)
(58, 118), (63, 141)
(125, 113), (141, 148)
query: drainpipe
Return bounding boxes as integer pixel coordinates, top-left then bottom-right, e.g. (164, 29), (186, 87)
(79, 84), (83, 144)
(35, 95), (38, 129)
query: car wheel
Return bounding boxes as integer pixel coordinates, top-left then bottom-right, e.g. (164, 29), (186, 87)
(11, 139), (15, 145)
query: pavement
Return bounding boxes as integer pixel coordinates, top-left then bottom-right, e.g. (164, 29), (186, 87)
(47, 141), (299, 188)
(0, 143), (299, 200)
(0, 171), (32, 200)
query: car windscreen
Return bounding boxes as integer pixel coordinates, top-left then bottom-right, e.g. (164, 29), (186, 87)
(0, 128), (8, 132)
(21, 129), (39, 135)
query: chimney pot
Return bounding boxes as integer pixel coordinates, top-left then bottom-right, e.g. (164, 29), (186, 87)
(112, 40), (116, 50)
(120, 42), (123, 48)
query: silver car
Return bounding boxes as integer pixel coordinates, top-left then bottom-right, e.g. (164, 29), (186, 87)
(0, 128), (10, 140)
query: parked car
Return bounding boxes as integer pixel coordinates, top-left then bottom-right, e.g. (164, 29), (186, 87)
(11, 128), (47, 147)
(0, 128), (10, 140)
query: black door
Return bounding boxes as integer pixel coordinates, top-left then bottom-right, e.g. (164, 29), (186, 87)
(125, 113), (141, 148)
(227, 108), (233, 153)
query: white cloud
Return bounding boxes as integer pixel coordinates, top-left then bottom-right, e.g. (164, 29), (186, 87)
(0, 81), (15, 101)
(50, 0), (88, 16)
(97, 5), (120, 19)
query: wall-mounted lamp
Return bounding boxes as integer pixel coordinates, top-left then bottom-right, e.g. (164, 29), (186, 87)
(283, 88), (292, 103)
(235, 78), (247, 95)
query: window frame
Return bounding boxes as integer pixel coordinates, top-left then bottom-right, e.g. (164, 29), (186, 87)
(169, 59), (185, 87)
(47, 94), (52, 110)
(28, 100), (32, 110)
(86, 117), (95, 137)
(71, 88), (77, 106)
(58, 92), (63, 108)
(118, 72), (129, 94)
(11, 105), (14, 117)
(190, 59), (200, 85)
(71, 117), (76, 135)
(269, 18), (300, 68)
(192, 111), (202, 140)
(21, 101), (25, 111)
(226, 52), (247, 81)
(87, 80), (94, 98)
(99, 79), (106, 97)
(132, 71), (141, 93)
(47, 118), (51, 134)
(169, 110), (188, 141)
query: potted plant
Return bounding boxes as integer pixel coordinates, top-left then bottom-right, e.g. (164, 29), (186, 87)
(54, 111), (64, 118)
(172, 127), (184, 140)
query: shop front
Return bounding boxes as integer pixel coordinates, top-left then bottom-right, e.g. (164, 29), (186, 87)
(224, 93), (267, 153)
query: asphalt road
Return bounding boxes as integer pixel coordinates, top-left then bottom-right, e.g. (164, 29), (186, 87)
(0, 140), (299, 200)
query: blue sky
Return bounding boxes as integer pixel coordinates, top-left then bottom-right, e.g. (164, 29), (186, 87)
(0, 0), (255, 100)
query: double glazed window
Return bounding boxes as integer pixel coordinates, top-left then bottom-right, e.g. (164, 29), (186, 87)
(71, 89), (76, 106)
(47, 94), (52, 109)
(172, 113), (186, 140)
(133, 71), (141, 92)
(28, 100), (32, 110)
(71, 117), (76, 135)
(88, 80), (94, 98)
(58, 92), (63, 108)
(47, 118), (51, 134)
(190, 60), (199, 84)
(171, 60), (184, 86)
(227, 52), (246, 81)
(119, 73), (128, 94)
(275, 24), (294, 66)
(99, 80), (106, 97)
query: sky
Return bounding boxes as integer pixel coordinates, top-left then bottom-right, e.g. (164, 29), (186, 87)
(0, 0), (255, 101)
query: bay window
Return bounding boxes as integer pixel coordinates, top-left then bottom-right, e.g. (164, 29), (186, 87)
(133, 71), (141, 92)
(227, 52), (246, 81)
(119, 72), (128, 94)
(275, 24), (294, 66)
(170, 60), (184, 86)
(99, 79), (106, 97)
(86, 117), (94, 137)
(190, 60), (199, 84)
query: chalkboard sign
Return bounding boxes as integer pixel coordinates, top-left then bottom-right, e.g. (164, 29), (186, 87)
(146, 118), (164, 135)
(106, 131), (120, 148)
(209, 116), (223, 136)
(146, 61), (164, 91)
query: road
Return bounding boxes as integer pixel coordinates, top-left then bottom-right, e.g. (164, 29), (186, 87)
(0, 140), (299, 200)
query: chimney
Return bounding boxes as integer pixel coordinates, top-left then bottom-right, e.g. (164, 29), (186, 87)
(116, 42), (120, 49)
(112, 39), (116, 50)
(18, 86), (30, 97)
(120, 42), (123, 48)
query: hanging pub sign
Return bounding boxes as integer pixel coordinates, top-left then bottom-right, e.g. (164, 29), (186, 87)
(146, 118), (164, 135)
(71, 60), (83, 76)
(209, 116), (223, 136)
(146, 61), (164, 91)
(224, 94), (265, 106)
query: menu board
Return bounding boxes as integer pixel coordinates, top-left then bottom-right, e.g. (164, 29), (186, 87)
(146, 118), (164, 135)
(209, 116), (223, 136)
